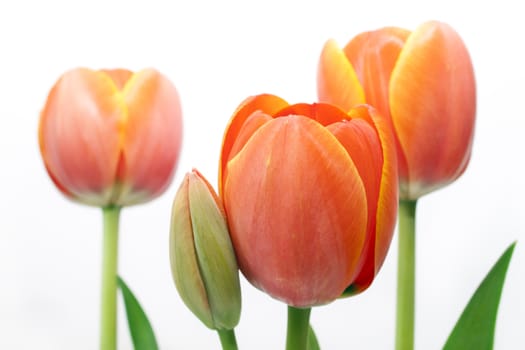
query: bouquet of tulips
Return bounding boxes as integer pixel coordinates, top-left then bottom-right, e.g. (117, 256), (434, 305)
(38, 21), (514, 350)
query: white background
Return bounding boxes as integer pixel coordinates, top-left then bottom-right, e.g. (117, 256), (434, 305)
(0, 1), (523, 349)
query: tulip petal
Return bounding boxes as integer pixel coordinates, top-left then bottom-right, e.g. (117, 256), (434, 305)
(327, 118), (382, 221)
(170, 175), (214, 329)
(118, 69), (183, 205)
(343, 27), (409, 120)
(390, 21), (476, 199)
(343, 105), (398, 293)
(224, 115), (367, 307)
(228, 111), (273, 165)
(327, 108), (382, 293)
(219, 94), (288, 193)
(102, 68), (133, 89)
(274, 102), (350, 126)
(317, 39), (366, 111)
(222, 111), (273, 195)
(39, 68), (123, 205)
(364, 107), (398, 274)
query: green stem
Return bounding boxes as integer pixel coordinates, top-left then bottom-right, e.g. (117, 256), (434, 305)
(286, 306), (312, 350)
(217, 329), (239, 350)
(100, 206), (121, 350)
(395, 199), (417, 350)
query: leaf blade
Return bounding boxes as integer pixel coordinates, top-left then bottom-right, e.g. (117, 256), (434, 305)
(443, 242), (516, 350)
(118, 276), (159, 350)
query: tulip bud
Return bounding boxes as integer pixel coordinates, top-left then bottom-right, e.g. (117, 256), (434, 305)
(318, 21), (476, 199)
(39, 67), (183, 206)
(170, 169), (241, 330)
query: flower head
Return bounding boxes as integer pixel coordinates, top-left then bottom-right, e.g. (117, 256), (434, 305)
(39, 68), (183, 206)
(219, 94), (398, 307)
(318, 21), (476, 199)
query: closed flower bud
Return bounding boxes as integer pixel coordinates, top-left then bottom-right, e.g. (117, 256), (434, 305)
(170, 169), (241, 330)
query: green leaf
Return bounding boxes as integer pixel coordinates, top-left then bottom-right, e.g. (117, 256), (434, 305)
(443, 242), (516, 350)
(118, 276), (159, 350)
(307, 324), (320, 350)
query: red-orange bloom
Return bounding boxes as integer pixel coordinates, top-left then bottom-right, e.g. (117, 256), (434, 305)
(39, 68), (183, 206)
(219, 94), (398, 307)
(318, 21), (476, 199)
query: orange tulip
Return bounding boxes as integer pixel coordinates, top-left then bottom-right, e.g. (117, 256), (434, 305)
(318, 21), (476, 199)
(219, 94), (398, 307)
(39, 68), (183, 206)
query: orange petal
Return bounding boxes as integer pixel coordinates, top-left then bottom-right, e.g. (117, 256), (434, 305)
(327, 109), (382, 293)
(101, 68), (133, 90)
(228, 110), (273, 162)
(327, 118), (382, 216)
(222, 111), (273, 193)
(38, 68), (123, 205)
(274, 102), (350, 126)
(344, 105), (398, 293)
(390, 21), (476, 199)
(224, 115), (367, 307)
(118, 68), (183, 205)
(219, 94), (288, 194)
(343, 27), (409, 120)
(317, 39), (366, 111)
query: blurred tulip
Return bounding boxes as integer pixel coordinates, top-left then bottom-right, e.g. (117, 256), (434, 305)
(39, 67), (183, 206)
(219, 94), (398, 307)
(318, 21), (476, 199)
(170, 169), (241, 330)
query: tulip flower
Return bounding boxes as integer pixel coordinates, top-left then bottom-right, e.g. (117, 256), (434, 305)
(170, 169), (241, 335)
(38, 67), (183, 350)
(39, 67), (183, 207)
(318, 21), (476, 350)
(318, 20), (476, 200)
(219, 94), (398, 307)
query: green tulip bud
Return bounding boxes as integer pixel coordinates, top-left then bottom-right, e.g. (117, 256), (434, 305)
(170, 169), (241, 330)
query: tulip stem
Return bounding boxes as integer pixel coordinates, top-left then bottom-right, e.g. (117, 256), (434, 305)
(286, 306), (311, 350)
(217, 329), (239, 350)
(100, 206), (121, 350)
(395, 199), (417, 350)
